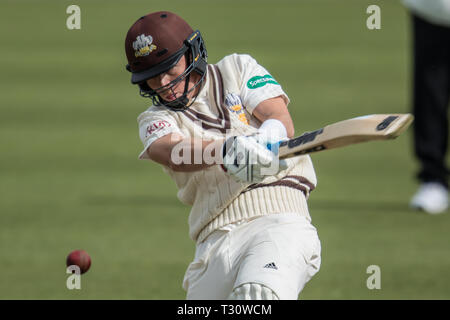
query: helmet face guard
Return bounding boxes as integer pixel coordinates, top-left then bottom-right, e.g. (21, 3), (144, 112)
(136, 30), (208, 111)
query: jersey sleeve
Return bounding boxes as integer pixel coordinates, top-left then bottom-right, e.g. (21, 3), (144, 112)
(137, 109), (184, 160)
(234, 54), (290, 114)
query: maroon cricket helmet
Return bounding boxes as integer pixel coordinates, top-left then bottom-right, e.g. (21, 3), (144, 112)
(125, 11), (205, 84)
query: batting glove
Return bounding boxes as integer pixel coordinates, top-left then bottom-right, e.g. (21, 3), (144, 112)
(248, 118), (289, 154)
(221, 135), (288, 183)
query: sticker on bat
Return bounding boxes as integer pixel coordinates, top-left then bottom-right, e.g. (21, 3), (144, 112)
(286, 128), (324, 149)
(293, 145), (326, 156)
(376, 116), (398, 131)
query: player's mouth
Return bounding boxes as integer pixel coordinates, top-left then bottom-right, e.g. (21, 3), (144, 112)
(161, 92), (178, 101)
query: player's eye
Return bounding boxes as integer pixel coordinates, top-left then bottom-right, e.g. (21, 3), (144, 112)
(166, 68), (179, 77)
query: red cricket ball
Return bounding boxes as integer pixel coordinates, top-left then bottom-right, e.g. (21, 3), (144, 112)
(66, 249), (91, 274)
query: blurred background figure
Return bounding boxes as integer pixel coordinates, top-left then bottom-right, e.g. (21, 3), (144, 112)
(403, 0), (450, 214)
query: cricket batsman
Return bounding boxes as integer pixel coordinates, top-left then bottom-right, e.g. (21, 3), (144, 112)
(124, 11), (321, 300)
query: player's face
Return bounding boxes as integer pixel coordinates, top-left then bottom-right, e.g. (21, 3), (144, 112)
(146, 55), (198, 102)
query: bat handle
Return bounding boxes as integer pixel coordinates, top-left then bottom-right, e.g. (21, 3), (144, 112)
(266, 141), (282, 155)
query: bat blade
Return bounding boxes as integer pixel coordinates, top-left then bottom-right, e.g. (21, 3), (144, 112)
(278, 113), (414, 159)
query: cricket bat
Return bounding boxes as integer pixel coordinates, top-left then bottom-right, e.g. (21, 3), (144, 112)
(278, 114), (414, 159)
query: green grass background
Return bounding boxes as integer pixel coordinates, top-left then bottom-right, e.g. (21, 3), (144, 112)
(1, 0), (449, 299)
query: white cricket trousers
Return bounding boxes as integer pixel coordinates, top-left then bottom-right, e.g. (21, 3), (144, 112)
(183, 213), (321, 300)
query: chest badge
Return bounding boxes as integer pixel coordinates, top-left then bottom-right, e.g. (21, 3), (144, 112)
(225, 93), (249, 125)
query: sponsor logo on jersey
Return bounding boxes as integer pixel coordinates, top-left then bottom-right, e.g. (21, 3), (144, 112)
(133, 34), (157, 57)
(145, 120), (171, 137)
(247, 74), (279, 89)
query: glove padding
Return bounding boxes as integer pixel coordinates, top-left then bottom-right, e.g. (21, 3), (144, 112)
(222, 135), (288, 183)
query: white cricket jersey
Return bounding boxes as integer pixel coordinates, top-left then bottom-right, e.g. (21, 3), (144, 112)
(137, 54), (317, 242)
(403, 0), (450, 26)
